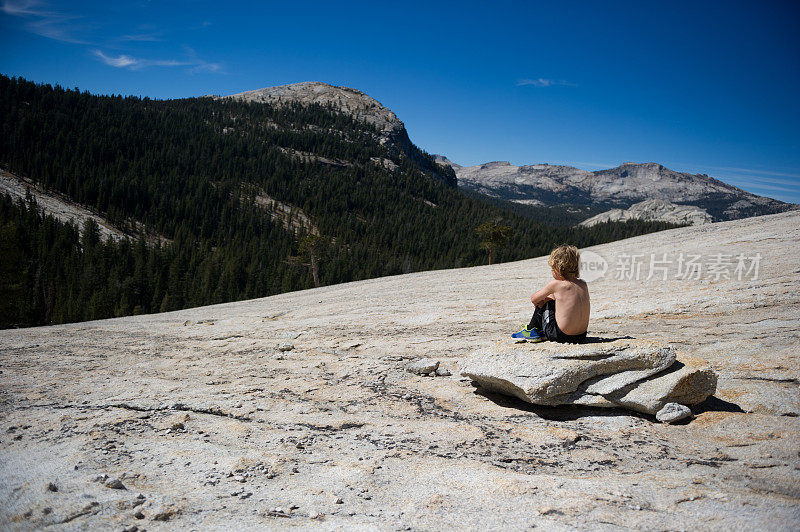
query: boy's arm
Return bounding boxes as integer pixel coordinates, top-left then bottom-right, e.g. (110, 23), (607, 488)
(531, 280), (559, 307)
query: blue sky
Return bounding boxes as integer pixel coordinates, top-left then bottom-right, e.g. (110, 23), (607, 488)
(2, 0), (799, 203)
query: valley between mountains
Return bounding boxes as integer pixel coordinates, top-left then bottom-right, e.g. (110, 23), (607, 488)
(0, 76), (693, 329)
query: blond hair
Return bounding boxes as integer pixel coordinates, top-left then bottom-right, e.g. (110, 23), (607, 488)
(548, 245), (580, 278)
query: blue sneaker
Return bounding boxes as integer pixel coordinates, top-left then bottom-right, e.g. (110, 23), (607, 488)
(511, 327), (542, 342)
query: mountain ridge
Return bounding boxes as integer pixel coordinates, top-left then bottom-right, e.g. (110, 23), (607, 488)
(225, 82), (404, 142)
(224, 82), (456, 187)
(438, 157), (795, 222)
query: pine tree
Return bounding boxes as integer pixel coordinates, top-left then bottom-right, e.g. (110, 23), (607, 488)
(476, 218), (513, 265)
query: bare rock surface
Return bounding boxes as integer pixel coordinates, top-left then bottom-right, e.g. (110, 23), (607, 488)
(0, 169), (168, 245)
(225, 82), (404, 142)
(580, 199), (713, 226)
(1, 211), (799, 530)
(0, 169), (129, 242)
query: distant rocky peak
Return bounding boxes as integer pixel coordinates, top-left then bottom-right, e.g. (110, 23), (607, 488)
(433, 155), (461, 169)
(225, 82), (405, 138)
(619, 162), (664, 169)
(602, 162), (668, 176)
(480, 161), (513, 169)
(449, 157), (794, 221)
(224, 82), (457, 186)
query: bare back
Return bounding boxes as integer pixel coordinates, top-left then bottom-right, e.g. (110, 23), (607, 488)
(550, 278), (590, 335)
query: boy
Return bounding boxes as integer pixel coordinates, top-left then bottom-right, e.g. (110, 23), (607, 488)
(512, 245), (589, 343)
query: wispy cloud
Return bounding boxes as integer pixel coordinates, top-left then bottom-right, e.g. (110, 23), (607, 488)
(691, 165), (800, 192)
(1, 0), (88, 44)
(712, 166), (800, 181)
(182, 46), (223, 73)
(744, 183), (798, 193)
(4, 1), (223, 75)
(664, 161), (800, 202)
(189, 61), (223, 73)
(721, 175), (800, 195)
(516, 78), (576, 88)
(92, 50), (185, 69)
(92, 49), (222, 73)
(93, 50), (140, 68)
(735, 175), (800, 188)
(118, 32), (162, 42)
(1, 0), (42, 16)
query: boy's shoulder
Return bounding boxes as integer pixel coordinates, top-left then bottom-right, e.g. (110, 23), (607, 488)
(562, 277), (589, 291)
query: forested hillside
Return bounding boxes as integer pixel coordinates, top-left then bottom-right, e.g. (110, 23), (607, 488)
(0, 75), (681, 328)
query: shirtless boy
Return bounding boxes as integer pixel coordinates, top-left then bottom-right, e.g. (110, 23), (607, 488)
(511, 245), (589, 343)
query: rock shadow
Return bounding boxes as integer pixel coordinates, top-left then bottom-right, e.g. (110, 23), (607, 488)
(581, 335), (634, 344)
(473, 387), (744, 422)
(473, 387), (651, 422)
(691, 395), (745, 414)
(512, 336), (633, 347)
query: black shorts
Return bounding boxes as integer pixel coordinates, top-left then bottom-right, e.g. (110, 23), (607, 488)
(527, 300), (587, 344)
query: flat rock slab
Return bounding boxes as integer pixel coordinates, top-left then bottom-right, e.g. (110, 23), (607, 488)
(460, 340), (717, 415)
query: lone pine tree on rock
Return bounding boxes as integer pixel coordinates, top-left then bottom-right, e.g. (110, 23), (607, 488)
(476, 218), (513, 265)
